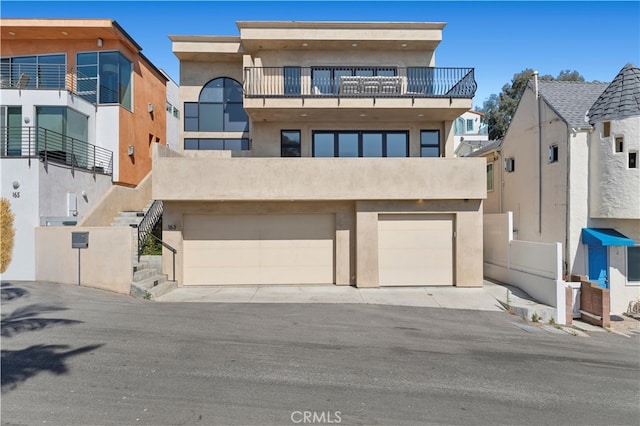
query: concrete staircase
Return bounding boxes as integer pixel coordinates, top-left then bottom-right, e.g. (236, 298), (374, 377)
(110, 204), (176, 300)
(129, 255), (176, 300)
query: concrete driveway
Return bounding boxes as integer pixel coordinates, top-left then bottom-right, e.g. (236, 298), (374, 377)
(2, 280), (639, 425)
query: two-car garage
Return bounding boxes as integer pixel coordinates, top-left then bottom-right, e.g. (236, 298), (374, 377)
(180, 211), (455, 287)
(183, 214), (335, 285)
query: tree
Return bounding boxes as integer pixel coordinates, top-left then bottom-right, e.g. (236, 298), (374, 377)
(479, 69), (586, 140)
(1, 198), (15, 273)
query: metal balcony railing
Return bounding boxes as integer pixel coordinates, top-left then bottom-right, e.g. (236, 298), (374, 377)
(244, 67), (477, 99)
(0, 126), (113, 176)
(0, 63), (95, 101)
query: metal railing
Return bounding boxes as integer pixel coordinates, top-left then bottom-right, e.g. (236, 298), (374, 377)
(0, 63), (95, 101)
(0, 126), (113, 175)
(137, 200), (176, 281)
(244, 67), (477, 99)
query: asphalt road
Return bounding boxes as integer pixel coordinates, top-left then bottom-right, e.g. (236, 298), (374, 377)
(2, 281), (639, 426)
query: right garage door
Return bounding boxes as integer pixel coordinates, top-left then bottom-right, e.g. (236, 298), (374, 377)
(378, 214), (454, 286)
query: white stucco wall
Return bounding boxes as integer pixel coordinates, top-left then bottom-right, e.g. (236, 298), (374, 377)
(1, 159), (39, 280)
(95, 105), (120, 181)
(590, 116), (640, 219)
(164, 73), (180, 151)
(39, 163), (113, 219)
(501, 87), (568, 259)
(567, 130), (590, 276)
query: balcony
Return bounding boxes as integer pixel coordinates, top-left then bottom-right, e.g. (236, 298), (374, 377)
(0, 63), (95, 103)
(242, 67), (476, 121)
(1, 126), (113, 175)
(153, 145), (485, 202)
(244, 67), (476, 99)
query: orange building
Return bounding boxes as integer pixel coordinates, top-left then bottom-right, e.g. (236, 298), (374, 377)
(1, 18), (168, 186)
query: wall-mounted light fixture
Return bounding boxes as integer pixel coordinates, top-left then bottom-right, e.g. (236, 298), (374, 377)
(24, 117), (30, 124)
(148, 103), (154, 113)
(128, 145), (135, 156)
(97, 38), (103, 47)
(12, 181), (20, 189)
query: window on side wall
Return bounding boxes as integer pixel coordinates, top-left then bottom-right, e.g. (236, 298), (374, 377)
(466, 119), (474, 132)
(420, 130), (440, 157)
(281, 130), (301, 157)
(615, 137), (624, 153)
(76, 51), (132, 109)
(486, 163), (494, 191)
(184, 138), (249, 151)
(603, 121), (611, 137)
(628, 246), (640, 283)
(548, 144), (559, 163)
(629, 151), (638, 169)
(505, 157), (515, 172)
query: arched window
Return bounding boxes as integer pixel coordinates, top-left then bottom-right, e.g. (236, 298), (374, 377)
(184, 77), (248, 132)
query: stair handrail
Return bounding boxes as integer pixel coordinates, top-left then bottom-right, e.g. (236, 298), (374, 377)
(146, 233), (177, 282)
(137, 199), (164, 258)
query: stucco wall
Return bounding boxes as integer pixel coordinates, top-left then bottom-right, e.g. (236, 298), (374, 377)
(39, 162), (112, 219)
(35, 226), (133, 294)
(590, 116), (640, 219)
(78, 172), (152, 226)
(153, 154), (486, 201)
(0, 159), (39, 280)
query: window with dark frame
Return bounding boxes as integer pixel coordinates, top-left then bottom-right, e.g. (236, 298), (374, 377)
(281, 130), (301, 157)
(603, 121), (611, 137)
(312, 131), (408, 157)
(629, 151), (638, 169)
(615, 137), (624, 153)
(183, 77), (248, 132)
(628, 247), (640, 282)
(420, 130), (440, 157)
(548, 144), (559, 163)
(184, 138), (249, 151)
(486, 163), (494, 191)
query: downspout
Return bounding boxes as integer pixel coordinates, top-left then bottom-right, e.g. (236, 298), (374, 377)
(534, 71), (542, 234)
(565, 126), (573, 279)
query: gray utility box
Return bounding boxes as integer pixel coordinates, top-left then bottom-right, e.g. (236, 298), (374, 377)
(71, 232), (89, 249)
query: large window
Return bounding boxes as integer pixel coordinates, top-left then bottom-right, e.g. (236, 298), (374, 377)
(281, 130), (301, 157)
(0, 106), (22, 156)
(184, 77), (248, 132)
(312, 131), (408, 157)
(1, 54), (65, 89)
(486, 163), (494, 191)
(184, 138), (249, 151)
(36, 106), (89, 165)
(628, 247), (640, 282)
(420, 130), (440, 157)
(76, 51), (132, 109)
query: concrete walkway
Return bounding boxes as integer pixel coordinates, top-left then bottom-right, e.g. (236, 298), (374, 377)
(157, 279), (535, 313)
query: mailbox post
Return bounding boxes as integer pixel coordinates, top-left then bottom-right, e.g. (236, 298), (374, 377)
(71, 232), (89, 286)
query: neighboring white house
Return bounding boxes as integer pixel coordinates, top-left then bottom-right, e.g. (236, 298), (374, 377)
(453, 110), (489, 156)
(161, 69), (181, 151)
(475, 64), (640, 314)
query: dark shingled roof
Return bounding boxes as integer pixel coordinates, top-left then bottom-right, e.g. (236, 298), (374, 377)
(588, 63), (640, 124)
(535, 80), (609, 129)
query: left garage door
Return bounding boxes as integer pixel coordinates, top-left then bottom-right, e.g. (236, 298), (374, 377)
(183, 214), (335, 285)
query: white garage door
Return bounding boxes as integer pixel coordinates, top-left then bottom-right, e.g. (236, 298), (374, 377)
(378, 214), (453, 286)
(183, 214), (335, 285)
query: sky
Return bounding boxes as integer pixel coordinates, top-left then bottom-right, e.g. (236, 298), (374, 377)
(1, 1), (638, 108)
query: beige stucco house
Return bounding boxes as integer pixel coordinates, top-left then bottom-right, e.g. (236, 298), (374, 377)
(474, 64), (640, 314)
(153, 21), (486, 288)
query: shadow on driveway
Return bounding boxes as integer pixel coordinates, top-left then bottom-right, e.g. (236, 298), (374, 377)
(1, 344), (104, 393)
(1, 304), (82, 338)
